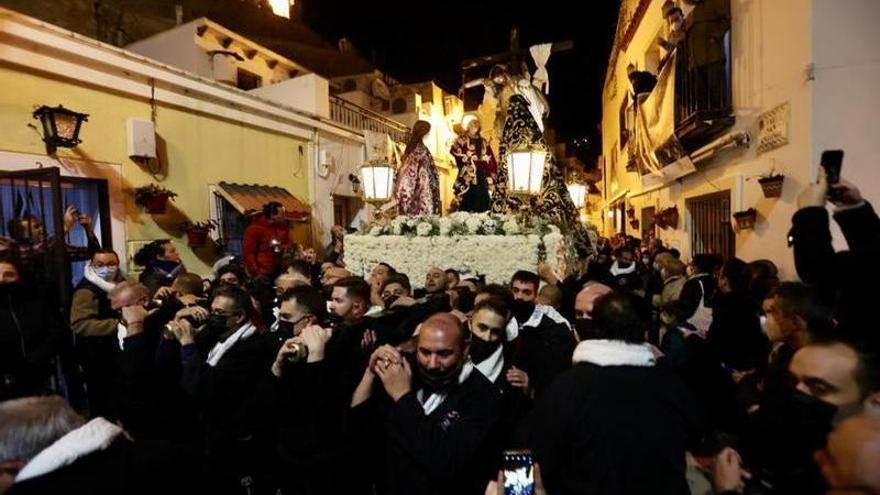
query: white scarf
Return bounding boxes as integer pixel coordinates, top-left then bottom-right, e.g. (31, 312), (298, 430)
(506, 304), (574, 341)
(15, 418), (124, 483)
(473, 345), (505, 384)
(610, 261), (637, 277)
(206, 322), (256, 367)
(416, 362), (474, 416)
(572, 339), (656, 367)
(83, 262), (117, 293)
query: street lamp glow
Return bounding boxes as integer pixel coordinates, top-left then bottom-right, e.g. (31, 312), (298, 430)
(360, 161), (396, 203)
(506, 145), (548, 197)
(268, 0), (293, 18)
(567, 183), (587, 209)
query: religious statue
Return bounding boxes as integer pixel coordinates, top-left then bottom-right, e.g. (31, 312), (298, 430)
(450, 118), (497, 212)
(394, 120), (441, 216)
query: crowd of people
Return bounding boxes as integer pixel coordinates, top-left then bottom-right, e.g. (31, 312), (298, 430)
(0, 170), (878, 495)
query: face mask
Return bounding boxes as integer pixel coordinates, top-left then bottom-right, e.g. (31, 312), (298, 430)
(574, 318), (598, 341)
(382, 294), (400, 309)
(759, 315), (768, 334)
(511, 300), (535, 322)
(469, 336), (502, 364)
(95, 266), (117, 282)
(277, 320), (295, 337)
(207, 313), (232, 331)
(642, 257), (651, 266)
(0, 283), (18, 297)
(419, 361), (462, 393)
(789, 388), (837, 450)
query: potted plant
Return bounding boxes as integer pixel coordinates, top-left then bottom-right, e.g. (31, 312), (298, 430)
(135, 184), (178, 214)
(629, 218), (640, 231)
(181, 220), (217, 247)
(654, 212), (668, 230)
(660, 206), (679, 229)
(733, 208), (758, 230)
(758, 171), (785, 198)
(626, 206), (636, 219)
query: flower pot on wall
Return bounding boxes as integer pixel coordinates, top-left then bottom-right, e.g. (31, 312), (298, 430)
(660, 206), (679, 229)
(758, 175), (785, 198)
(186, 229), (210, 247)
(141, 193), (171, 214)
(733, 208), (758, 230)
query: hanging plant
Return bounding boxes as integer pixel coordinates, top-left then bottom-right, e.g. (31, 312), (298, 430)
(654, 212), (668, 230)
(660, 205), (679, 229)
(626, 205), (636, 219)
(181, 219), (217, 247)
(629, 218), (640, 231)
(134, 184), (178, 214)
(758, 172), (785, 198)
(733, 208), (758, 230)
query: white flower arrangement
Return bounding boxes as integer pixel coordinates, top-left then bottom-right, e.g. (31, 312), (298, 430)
(345, 212), (589, 288)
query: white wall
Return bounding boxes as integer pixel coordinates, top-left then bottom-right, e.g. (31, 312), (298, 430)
(313, 133), (366, 246)
(126, 23), (202, 77)
(811, 0), (880, 250)
(250, 73), (331, 118)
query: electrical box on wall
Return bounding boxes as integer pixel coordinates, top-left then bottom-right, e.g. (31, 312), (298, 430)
(127, 118), (156, 159)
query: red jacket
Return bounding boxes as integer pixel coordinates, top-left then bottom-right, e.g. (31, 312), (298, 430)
(242, 216), (290, 277)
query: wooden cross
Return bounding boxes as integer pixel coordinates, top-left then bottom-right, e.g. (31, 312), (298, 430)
(460, 26), (575, 74)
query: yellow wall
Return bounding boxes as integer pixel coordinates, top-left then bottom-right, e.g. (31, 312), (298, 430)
(0, 64), (310, 276)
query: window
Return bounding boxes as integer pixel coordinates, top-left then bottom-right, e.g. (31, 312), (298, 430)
(211, 190), (246, 258)
(687, 190), (735, 261)
(641, 206), (656, 237)
(237, 68), (262, 90)
(619, 94), (631, 149)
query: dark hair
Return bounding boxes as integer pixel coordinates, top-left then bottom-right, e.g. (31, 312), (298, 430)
(263, 201), (284, 218)
(669, 248), (681, 259)
(691, 253), (719, 275)
(444, 268), (460, 280)
(592, 291), (649, 344)
(478, 284), (514, 310)
(280, 285), (328, 323)
(333, 276), (371, 307)
(510, 270), (540, 291)
(210, 284), (257, 326)
(721, 258), (752, 294)
(286, 259), (312, 280)
(750, 259), (779, 279)
(7, 215), (42, 242)
(381, 273), (411, 295)
(811, 333), (880, 400)
(403, 120), (431, 160)
(378, 262), (397, 275)
(174, 273), (204, 297)
(615, 246), (634, 258)
(217, 263), (248, 285)
(134, 240), (171, 267)
(772, 282), (834, 340)
(473, 296), (510, 321)
(90, 249), (119, 263)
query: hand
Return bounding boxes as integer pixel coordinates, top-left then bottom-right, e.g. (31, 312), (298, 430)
(375, 355), (412, 402)
(827, 177), (864, 208)
(63, 206), (78, 233)
(175, 305), (209, 324)
(167, 319), (196, 346)
(299, 325), (333, 363)
(121, 305), (151, 336)
(178, 294), (204, 307)
(391, 296), (417, 308)
(369, 345), (403, 373)
(506, 366), (530, 391)
(78, 213), (93, 231)
(713, 447), (750, 494)
(361, 329), (377, 353)
(797, 165), (829, 209)
(154, 286), (175, 300)
(272, 337), (305, 377)
(731, 368), (755, 384)
(446, 289), (460, 309)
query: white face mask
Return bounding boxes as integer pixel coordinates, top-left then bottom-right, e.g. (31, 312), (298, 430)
(95, 266), (117, 282)
(759, 315), (768, 334)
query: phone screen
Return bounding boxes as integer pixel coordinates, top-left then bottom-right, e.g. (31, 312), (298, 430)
(821, 149), (844, 185)
(503, 450), (535, 495)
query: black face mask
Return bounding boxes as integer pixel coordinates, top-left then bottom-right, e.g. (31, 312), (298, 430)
(382, 294), (400, 309)
(0, 283), (19, 298)
(788, 388), (837, 450)
(207, 313), (232, 332)
(419, 362), (462, 393)
(574, 318), (599, 341)
(511, 300), (535, 322)
(617, 261), (633, 270)
(277, 320), (295, 338)
(469, 336), (502, 364)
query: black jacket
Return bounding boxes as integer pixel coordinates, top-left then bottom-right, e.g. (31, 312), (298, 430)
(0, 284), (65, 400)
(672, 274), (717, 321)
(509, 312), (577, 397)
(369, 294), (452, 346)
(790, 203), (880, 331)
(516, 342), (702, 495)
(707, 291), (769, 372)
(353, 369), (502, 495)
(8, 437), (203, 495)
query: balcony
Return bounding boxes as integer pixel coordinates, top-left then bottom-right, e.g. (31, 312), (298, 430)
(674, 0), (734, 152)
(329, 95), (410, 143)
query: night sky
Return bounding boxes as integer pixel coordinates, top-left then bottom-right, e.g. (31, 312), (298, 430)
(302, 0), (619, 152)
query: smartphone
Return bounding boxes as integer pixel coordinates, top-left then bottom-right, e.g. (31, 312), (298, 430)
(503, 450), (535, 495)
(821, 149), (844, 185)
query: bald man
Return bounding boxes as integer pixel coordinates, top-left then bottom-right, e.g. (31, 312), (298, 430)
(351, 313), (502, 495)
(573, 282), (612, 340)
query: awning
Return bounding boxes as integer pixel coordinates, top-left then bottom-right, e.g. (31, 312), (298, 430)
(215, 181), (310, 221)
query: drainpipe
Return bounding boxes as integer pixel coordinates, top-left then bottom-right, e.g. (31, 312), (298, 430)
(308, 127), (320, 249)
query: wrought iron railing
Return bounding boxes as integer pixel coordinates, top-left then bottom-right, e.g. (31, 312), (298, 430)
(329, 95), (410, 143)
